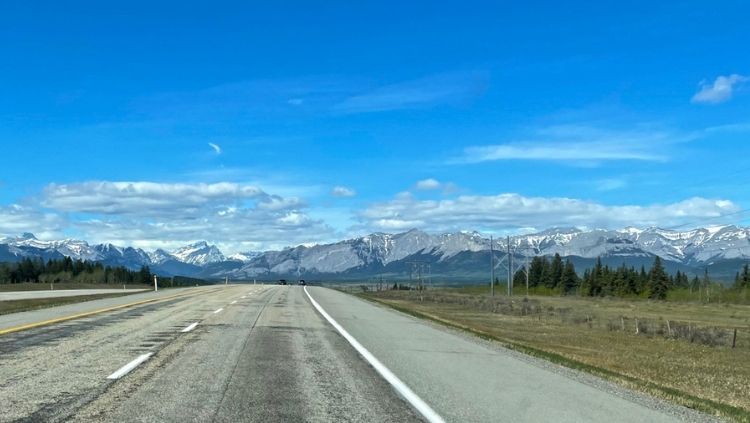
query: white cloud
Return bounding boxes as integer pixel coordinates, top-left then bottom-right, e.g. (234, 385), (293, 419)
(42, 181), (265, 216)
(0, 205), (66, 240)
(358, 193), (739, 233)
(692, 74), (748, 104)
(208, 142), (222, 154)
(415, 178), (442, 190)
(459, 125), (684, 164)
(34, 181), (335, 252)
(331, 186), (356, 197)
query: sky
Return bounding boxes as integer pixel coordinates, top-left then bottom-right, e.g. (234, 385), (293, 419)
(1, 1), (750, 253)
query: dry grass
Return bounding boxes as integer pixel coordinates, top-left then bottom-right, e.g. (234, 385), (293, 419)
(0, 282), (148, 292)
(0, 292), (134, 315)
(363, 289), (750, 422)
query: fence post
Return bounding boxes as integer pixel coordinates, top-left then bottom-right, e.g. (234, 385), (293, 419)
(635, 318), (639, 334)
(732, 328), (737, 349)
(666, 320), (672, 337)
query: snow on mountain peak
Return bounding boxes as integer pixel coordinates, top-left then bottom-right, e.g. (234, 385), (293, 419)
(171, 241), (225, 265)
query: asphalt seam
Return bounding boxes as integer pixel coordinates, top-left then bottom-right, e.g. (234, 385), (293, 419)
(210, 287), (275, 423)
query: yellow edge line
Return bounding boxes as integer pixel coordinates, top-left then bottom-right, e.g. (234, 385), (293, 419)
(0, 289), (204, 336)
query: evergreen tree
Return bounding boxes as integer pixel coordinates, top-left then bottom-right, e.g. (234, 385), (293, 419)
(647, 256), (670, 300)
(528, 256), (546, 287)
(560, 260), (579, 295)
(548, 253), (563, 289)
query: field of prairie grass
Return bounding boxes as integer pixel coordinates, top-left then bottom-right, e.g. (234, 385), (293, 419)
(361, 287), (750, 422)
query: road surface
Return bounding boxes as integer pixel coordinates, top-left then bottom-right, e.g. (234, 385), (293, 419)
(0, 288), (149, 301)
(0, 285), (715, 422)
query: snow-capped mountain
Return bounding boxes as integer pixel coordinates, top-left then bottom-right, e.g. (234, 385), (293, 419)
(227, 251), (262, 263)
(0, 233), (153, 268)
(3, 232), (101, 261)
(170, 241), (225, 266)
(216, 226), (750, 280)
(148, 249), (175, 265)
(2, 225), (749, 280)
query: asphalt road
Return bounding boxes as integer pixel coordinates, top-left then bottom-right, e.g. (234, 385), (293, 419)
(0, 288), (149, 301)
(0, 285), (716, 422)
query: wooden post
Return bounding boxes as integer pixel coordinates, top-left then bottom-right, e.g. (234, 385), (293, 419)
(621, 317), (626, 331)
(666, 320), (672, 337)
(635, 318), (639, 334)
(732, 328), (737, 349)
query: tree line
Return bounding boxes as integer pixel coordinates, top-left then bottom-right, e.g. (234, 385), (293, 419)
(514, 254), (747, 300)
(0, 257), (153, 285)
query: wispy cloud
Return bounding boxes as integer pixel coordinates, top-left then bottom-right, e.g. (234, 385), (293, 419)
(208, 142), (222, 155)
(331, 186), (356, 198)
(415, 178), (442, 190)
(334, 71), (489, 114)
(358, 193), (739, 233)
(595, 178), (627, 191)
(692, 74), (748, 104)
(458, 124), (688, 164)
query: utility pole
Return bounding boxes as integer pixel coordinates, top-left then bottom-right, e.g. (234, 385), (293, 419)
(490, 235), (495, 296)
(525, 253), (530, 297)
(507, 235), (512, 296)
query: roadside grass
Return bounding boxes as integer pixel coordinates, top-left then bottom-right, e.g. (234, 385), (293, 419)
(0, 292), (136, 315)
(361, 289), (750, 422)
(0, 282), (149, 292)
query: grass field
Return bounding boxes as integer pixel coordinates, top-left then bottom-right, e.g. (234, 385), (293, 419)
(0, 292), (137, 315)
(361, 287), (750, 422)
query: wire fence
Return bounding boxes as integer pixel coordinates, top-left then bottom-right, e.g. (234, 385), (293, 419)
(370, 290), (749, 349)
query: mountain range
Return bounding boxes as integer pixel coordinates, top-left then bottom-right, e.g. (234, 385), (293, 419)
(2, 226), (749, 282)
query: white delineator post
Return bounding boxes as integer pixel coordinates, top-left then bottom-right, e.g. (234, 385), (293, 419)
(154, 275), (158, 292)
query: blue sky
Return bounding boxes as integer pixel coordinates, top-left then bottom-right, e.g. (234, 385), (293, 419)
(1, 1), (749, 252)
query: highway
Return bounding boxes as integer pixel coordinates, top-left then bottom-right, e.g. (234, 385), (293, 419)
(0, 285), (715, 422)
(0, 288), (148, 301)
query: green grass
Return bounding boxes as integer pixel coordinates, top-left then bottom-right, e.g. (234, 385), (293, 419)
(0, 292), (138, 315)
(361, 289), (750, 422)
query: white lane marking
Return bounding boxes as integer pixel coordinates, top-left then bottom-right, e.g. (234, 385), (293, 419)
(303, 287), (445, 423)
(241, 296), (246, 299)
(107, 353), (153, 380)
(213, 308), (224, 314)
(231, 300), (237, 304)
(181, 322), (198, 333)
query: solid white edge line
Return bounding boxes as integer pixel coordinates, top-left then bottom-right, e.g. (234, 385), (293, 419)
(303, 286), (445, 423)
(181, 322), (199, 333)
(213, 308), (224, 314)
(106, 353), (154, 380)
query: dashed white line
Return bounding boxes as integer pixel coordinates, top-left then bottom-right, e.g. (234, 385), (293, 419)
(107, 353), (153, 380)
(231, 300), (237, 304)
(241, 296), (246, 299)
(213, 308), (224, 314)
(181, 322), (199, 333)
(303, 286), (445, 423)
